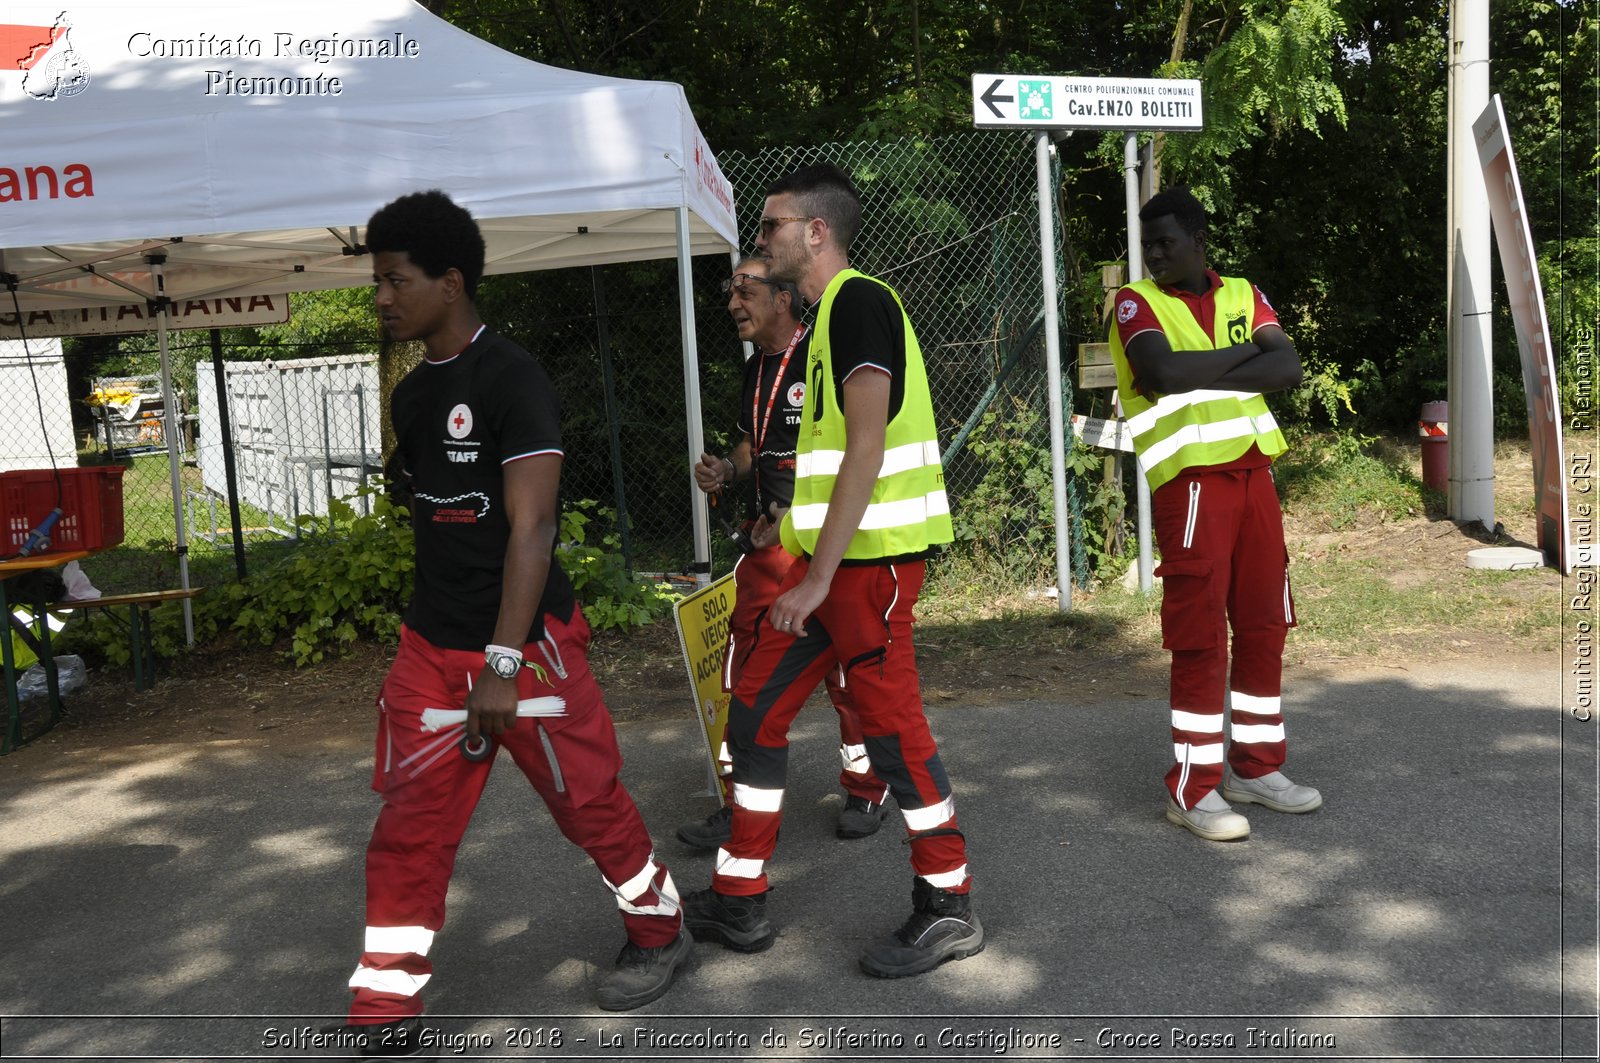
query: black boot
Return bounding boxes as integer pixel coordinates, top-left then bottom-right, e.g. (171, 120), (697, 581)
(595, 927), (693, 1011)
(682, 887), (776, 952)
(858, 880), (984, 978)
(676, 805), (733, 849)
(836, 795), (890, 839)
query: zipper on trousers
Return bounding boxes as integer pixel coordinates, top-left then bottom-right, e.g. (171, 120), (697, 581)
(380, 697), (393, 775)
(1183, 481), (1201, 550)
(538, 723), (565, 793)
(537, 636), (568, 681)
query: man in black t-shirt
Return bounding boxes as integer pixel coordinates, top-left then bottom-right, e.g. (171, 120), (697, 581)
(338, 192), (688, 1056)
(676, 257), (890, 851)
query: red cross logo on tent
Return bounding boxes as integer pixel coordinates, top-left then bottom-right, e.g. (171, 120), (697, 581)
(447, 403), (473, 440)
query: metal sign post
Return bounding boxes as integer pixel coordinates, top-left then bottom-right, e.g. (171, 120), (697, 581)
(971, 74), (1203, 605)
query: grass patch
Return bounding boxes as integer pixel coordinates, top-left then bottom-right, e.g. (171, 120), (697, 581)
(1288, 555), (1559, 657)
(1274, 431), (1434, 528)
(918, 549), (1161, 667)
(77, 450), (337, 592)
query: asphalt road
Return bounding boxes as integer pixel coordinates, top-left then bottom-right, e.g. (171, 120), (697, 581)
(0, 651), (1594, 1062)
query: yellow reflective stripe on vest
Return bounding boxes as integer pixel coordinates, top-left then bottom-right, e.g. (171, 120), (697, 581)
(1124, 389), (1261, 437)
(796, 439), (942, 480)
(789, 489), (951, 533)
(1136, 410), (1282, 476)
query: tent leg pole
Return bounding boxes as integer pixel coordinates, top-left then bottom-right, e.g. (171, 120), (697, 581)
(148, 255), (195, 646)
(676, 207), (711, 586)
(210, 329), (246, 580)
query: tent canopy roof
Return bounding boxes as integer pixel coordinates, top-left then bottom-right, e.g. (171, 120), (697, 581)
(0, 0), (738, 317)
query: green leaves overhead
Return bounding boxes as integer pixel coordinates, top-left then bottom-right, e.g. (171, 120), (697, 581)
(1155, 0), (1350, 198)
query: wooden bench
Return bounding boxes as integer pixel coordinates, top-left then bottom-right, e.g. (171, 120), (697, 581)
(50, 588), (207, 692)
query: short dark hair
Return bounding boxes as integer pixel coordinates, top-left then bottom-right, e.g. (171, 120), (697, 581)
(1139, 186), (1207, 237)
(766, 163), (862, 250)
(736, 255), (802, 320)
(366, 189), (487, 299)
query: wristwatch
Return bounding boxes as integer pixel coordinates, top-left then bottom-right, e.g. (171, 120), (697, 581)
(485, 646), (522, 680)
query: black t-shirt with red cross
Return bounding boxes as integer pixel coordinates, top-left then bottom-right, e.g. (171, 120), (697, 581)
(736, 325), (809, 521)
(391, 328), (575, 649)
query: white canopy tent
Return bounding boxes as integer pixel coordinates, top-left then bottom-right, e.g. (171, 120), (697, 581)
(1, 0), (738, 637)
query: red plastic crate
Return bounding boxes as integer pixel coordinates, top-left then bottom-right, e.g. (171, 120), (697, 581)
(1, 467), (126, 555)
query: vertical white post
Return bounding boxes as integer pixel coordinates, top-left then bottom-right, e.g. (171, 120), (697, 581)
(148, 257), (194, 645)
(676, 207), (713, 585)
(1036, 132), (1072, 611)
(1124, 133), (1153, 593)
(1447, 0), (1495, 525)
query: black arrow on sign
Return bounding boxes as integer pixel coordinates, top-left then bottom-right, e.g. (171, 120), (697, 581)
(980, 78), (1014, 119)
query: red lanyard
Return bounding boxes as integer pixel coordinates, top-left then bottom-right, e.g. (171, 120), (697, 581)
(752, 323), (806, 457)
(750, 323), (805, 513)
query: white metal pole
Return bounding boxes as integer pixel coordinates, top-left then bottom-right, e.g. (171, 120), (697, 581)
(676, 207), (713, 586)
(1447, 0), (1495, 525)
(1124, 133), (1153, 593)
(148, 257), (195, 645)
(1036, 132), (1072, 611)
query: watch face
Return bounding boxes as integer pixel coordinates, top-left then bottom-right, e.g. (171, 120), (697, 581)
(489, 653), (519, 679)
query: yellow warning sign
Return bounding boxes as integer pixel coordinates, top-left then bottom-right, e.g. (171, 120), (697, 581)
(672, 572), (736, 788)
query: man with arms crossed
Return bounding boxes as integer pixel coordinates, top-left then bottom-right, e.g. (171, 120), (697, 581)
(1108, 186), (1322, 842)
(339, 190), (688, 1060)
(683, 164), (982, 978)
(678, 255), (892, 848)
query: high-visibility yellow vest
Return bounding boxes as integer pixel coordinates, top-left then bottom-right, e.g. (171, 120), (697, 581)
(1108, 276), (1287, 492)
(779, 269), (952, 560)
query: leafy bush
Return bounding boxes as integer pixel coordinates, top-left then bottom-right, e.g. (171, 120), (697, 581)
(62, 489), (679, 669)
(226, 490), (415, 663)
(555, 501), (682, 632)
(949, 402), (1126, 585)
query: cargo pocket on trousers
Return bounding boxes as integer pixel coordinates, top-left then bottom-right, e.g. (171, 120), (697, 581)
(1153, 558), (1221, 651)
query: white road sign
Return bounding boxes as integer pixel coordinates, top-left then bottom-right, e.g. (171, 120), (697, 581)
(972, 74), (1203, 131)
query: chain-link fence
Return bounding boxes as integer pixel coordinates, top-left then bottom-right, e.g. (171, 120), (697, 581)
(720, 133), (1090, 584)
(7, 131), (1106, 603)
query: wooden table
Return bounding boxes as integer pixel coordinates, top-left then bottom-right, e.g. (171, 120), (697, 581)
(1, 550), (91, 755)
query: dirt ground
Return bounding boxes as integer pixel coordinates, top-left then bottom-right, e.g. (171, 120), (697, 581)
(7, 440), (1572, 759)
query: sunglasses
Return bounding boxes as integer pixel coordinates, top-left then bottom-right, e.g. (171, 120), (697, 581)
(719, 272), (778, 296)
(756, 215), (814, 238)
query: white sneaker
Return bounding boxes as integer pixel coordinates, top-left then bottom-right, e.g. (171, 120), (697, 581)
(1165, 789), (1250, 841)
(1222, 770), (1323, 813)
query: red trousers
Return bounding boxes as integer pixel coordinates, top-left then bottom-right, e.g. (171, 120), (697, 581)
(714, 558), (969, 897)
(718, 541), (888, 804)
(1153, 463), (1297, 809)
(347, 611), (679, 1024)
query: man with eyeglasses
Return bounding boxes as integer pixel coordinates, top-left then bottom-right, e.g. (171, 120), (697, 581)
(679, 258), (894, 851)
(682, 164), (982, 979)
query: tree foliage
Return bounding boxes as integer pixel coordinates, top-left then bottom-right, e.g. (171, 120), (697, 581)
(65, 0), (1596, 444)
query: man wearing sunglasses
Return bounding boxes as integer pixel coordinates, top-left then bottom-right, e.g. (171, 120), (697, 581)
(678, 257), (893, 851)
(682, 164), (982, 980)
